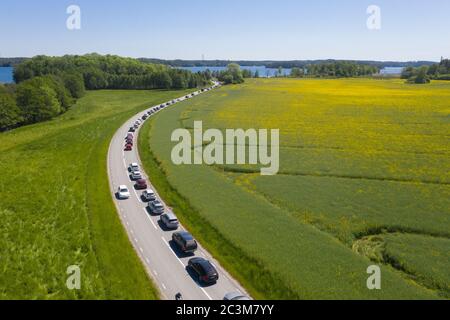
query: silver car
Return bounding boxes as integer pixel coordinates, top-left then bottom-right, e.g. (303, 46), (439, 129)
(160, 212), (179, 230)
(148, 200), (164, 215)
(223, 292), (251, 300)
(142, 189), (156, 202)
(131, 171), (142, 180)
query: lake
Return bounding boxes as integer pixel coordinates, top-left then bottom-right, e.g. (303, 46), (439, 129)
(180, 66), (292, 77)
(380, 67), (404, 75)
(0, 67), (14, 83)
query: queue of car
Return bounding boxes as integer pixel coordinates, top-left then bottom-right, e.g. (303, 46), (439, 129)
(116, 83), (250, 299)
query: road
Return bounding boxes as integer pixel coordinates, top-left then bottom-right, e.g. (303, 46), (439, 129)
(107, 84), (250, 300)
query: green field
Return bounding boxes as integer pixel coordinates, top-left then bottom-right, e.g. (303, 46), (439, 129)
(0, 89), (190, 299)
(140, 78), (450, 299)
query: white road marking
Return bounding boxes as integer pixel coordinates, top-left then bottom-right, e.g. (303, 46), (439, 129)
(143, 208), (158, 229)
(162, 283), (167, 290)
(162, 237), (186, 268)
(153, 270), (158, 276)
(139, 247), (144, 253)
(200, 288), (213, 300)
(134, 238), (139, 243)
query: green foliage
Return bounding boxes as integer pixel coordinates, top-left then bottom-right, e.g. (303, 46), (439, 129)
(62, 72), (86, 99)
(402, 59), (450, 83)
(15, 77), (62, 123)
(14, 54), (210, 90)
(218, 63), (245, 84)
(0, 86), (22, 131)
(306, 61), (378, 77)
(290, 67), (305, 78)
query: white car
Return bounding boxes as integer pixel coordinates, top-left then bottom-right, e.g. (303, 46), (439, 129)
(131, 171), (142, 180)
(117, 185), (130, 199)
(129, 163), (139, 172)
(142, 189), (156, 202)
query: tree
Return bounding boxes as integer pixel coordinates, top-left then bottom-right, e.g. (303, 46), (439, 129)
(0, 87), (23, 131)
(62, 72), (85, 98)
(16, 78), (61, 124)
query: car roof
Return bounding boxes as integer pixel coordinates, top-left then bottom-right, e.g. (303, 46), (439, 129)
(145, 189), (154, 193)
(119, 185), (128, 189)
(224, 292), (250, 300)
(165, 212), (177, 219)
(177, 231), (194, 241)
(131, 163), (138, 166)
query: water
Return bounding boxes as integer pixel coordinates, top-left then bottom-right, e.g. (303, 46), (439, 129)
(380, 67), (404, 75)
(0, 67), (14, 83)
(180, 66), (292, 77)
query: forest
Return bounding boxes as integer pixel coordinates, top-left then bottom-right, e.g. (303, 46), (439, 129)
(0, 54), (212, 131)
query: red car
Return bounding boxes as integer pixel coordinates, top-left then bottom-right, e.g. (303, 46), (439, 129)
(125, 143), (133, 151)
(135, 179), (147, 190)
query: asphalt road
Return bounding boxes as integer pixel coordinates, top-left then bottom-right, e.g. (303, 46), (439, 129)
(107, 84), (250, 300)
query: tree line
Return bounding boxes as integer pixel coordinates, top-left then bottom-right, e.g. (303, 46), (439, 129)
(138, 58), (435, 69)
(401, 59), (450, 84)
(0, 54), (212, 131)
(292, 62), (378, 78)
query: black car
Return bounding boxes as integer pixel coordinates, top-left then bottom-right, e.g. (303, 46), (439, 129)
(129, 127), (136, 132)
(188, 257), (218, 284)
(172, 231), (197, 254)
(142, 115), (148, 120)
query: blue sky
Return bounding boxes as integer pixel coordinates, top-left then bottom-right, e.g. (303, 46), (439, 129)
(1, 0), (449, 61)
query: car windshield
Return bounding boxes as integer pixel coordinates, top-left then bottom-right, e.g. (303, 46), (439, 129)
(120, 188), (128, 192)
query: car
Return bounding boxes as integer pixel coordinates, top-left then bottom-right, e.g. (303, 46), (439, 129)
(126, 139), (133, 146)
(129, 127), (136, 133)
(130, 170), (142, 180)
(185, 95), (190, 99)
(128, 163), (139, 172)
(126, 133), (134, 139)
(172, 231), (198, 254)
(188, 257), (219, 284)
(148, 199), (164, 214)
(124, 143), (133, 151)
(142, 189), (156, 202)
(172, 100), (176, 103)
(133, 124), (139, 129)
(223, 292), (251, 301)
(142, 115), (148, 120)
(147, 111), (152, 115)
(135, 179), (147, 190)
(160, 104), (165, 108)
(160, 212), (179, 229)
(117, 185), (130, 199)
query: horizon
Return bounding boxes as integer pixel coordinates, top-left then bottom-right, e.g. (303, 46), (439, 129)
(1, 0), (449, 61)
(0, 55), (441, 64)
